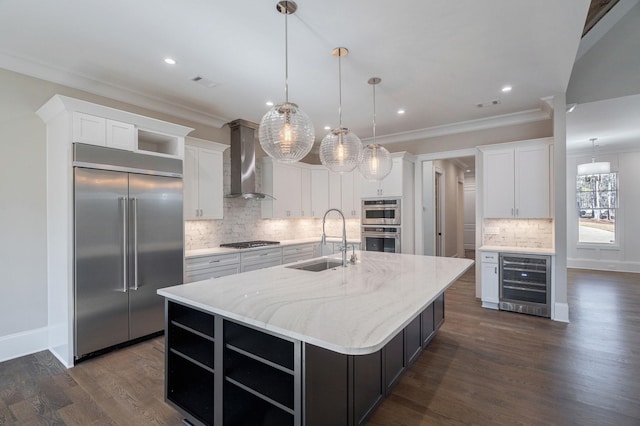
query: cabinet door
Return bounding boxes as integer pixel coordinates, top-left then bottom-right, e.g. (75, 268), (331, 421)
(198, 148), (223, 219)
(483, 149), (515, 218)
(515, 145), (550, 218)
(311, 169), (329, 218)
(72, 112), (106, 146)
(301, 168), (311, 218)
(328, 172), (342, 209)
(481, 260), (499, 307)
(183, 145), (199, 220)
(361, 157), (403, 197)
(273, 163), (302, 218)
(341, 172), (361, 218)
(106, 120), (135, 151)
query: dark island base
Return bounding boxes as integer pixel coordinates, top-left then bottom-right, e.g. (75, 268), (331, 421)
(165, 293), (445, 426)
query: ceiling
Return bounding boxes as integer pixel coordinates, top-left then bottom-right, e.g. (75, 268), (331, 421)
(0, 0), (590, 145)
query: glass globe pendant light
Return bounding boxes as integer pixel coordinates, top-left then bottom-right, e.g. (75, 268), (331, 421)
(258, 1), (314, 163)
(319, 47), (363, 173)
(359, 77), (392, 180)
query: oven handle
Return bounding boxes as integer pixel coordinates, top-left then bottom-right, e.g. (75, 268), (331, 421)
(362, 232), (400, 239)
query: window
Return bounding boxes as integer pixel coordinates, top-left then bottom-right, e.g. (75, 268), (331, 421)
(576, 173), (618, 244)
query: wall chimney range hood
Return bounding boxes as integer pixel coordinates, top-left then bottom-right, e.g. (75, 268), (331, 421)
(226, 119), (272, 199)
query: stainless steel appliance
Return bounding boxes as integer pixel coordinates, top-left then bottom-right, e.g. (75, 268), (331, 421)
(73, 143), (183, 361)
(361, 226), (401, 253)
(220, 240), (280, 249)
(499, 253), (551, 318)
(361, 198), (401, 225)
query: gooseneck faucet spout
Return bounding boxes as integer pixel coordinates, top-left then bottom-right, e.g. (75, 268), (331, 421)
(321, 208), (348, 267)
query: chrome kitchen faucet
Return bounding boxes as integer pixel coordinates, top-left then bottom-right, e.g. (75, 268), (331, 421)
(321, 208), (348, 267)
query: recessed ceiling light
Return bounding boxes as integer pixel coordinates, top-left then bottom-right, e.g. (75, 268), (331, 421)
(397, 109), (405, 115)
(501, 85), (512, 93)
(266, 101), (274, 106)
(324, 125), (331, 130)
(164, 58), (176, 65)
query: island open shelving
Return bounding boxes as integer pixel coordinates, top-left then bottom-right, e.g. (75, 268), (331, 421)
(159, 251), (473, 426)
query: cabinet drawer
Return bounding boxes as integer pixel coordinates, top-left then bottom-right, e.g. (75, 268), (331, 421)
(186, 253), (241, 272)
(241, 247), (282, 264)
(283, 244), (315, 257)
(283, 244), (315, 264)
(186, 265), (241, 282)
(481, 252), (499, 263)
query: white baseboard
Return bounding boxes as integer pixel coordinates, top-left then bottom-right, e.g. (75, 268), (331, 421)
(568, 258), (640, 274)
(481, 301), (499, 310)
(553, 302), (570, 323)
(0, 327), (49, 363)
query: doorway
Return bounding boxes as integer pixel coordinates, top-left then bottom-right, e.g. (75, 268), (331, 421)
(435, 169), (444, 256)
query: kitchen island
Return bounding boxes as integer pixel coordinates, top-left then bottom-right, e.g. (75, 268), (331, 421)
(158, 251), (473, 426)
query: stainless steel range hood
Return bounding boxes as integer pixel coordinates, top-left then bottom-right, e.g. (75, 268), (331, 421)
(225, 119), (272, 199)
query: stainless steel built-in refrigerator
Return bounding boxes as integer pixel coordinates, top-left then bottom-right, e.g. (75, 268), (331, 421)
(73, 143), (183, 361)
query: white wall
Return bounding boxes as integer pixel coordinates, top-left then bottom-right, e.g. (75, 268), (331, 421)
(567, 149), (640, 272)
(0, 115), (47, 337)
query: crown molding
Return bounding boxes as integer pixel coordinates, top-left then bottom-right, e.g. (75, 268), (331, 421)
(365, 107), (551, 145)
(0, 51), (228, 128)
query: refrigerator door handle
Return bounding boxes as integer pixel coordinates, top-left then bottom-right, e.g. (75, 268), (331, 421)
(132, 197), (139, 291)
(121, 197), (128, 293)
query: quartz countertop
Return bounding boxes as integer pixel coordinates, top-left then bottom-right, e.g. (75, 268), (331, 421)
(185, 238), (361, 258)
(478, 245), (555, 255)
(159, 251), (473, 355)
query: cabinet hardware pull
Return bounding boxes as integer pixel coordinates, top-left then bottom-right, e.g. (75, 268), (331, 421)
(209, 259), (220, 263)
(121, 197), (128, 293)
(132, 197), (139, 290)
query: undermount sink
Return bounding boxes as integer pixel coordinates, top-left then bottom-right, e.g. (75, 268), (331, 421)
(286, 258), (343, 272)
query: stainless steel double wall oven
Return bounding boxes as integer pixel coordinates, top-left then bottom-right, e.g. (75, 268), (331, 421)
(361, 198), (401, 253)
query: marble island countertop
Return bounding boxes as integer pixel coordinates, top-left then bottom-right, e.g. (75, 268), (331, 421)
(185, 237), (361, 258)
(159, 251), (473, 355)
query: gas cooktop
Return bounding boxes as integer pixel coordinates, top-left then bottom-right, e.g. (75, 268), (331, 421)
(219, 240), (280, 249)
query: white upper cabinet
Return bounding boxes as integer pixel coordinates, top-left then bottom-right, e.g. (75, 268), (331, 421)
(361, 153), (414, 198)
(261, 158), (303, 218)
(341, 172), (361, 218)
(310, 169), (329, 218)
(300, 167), (311, 218)
(482, 139), (552, 218)
(106, 119), (136, 151)
(184, 137), (228, 220)
(73, 112), (135, 150)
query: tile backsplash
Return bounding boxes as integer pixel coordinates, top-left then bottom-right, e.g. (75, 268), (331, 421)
(482, 218), (554, 248)
(184, 149), (360, 251)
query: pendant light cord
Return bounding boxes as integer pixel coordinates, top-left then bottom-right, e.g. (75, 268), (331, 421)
(372, 82), (377, 144)
(338, 50), (343, 128)
(284, 2), (289, 103)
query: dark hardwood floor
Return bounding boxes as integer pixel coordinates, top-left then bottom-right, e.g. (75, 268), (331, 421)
(1, 264), (638, 425)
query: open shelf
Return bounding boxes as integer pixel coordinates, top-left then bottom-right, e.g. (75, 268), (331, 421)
(167, 351), (214, 426)
(224, 349), (295, 411)
(169, 302), (214, 338)
(223, 380), (294, 426)
(137, 129), (180, 157)
(224, 321), (294, 370)
(169, 323), (214, 370)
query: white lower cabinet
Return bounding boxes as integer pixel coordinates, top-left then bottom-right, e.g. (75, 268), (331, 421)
(240, 247), (283, 272)
(283, 244), (316, 264)
(480, 252), (499, 309)
(185, 253), (241, 283)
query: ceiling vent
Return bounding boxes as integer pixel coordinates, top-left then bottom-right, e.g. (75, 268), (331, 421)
(476, 99), (501, 108)
(191, 75), (218, 88)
